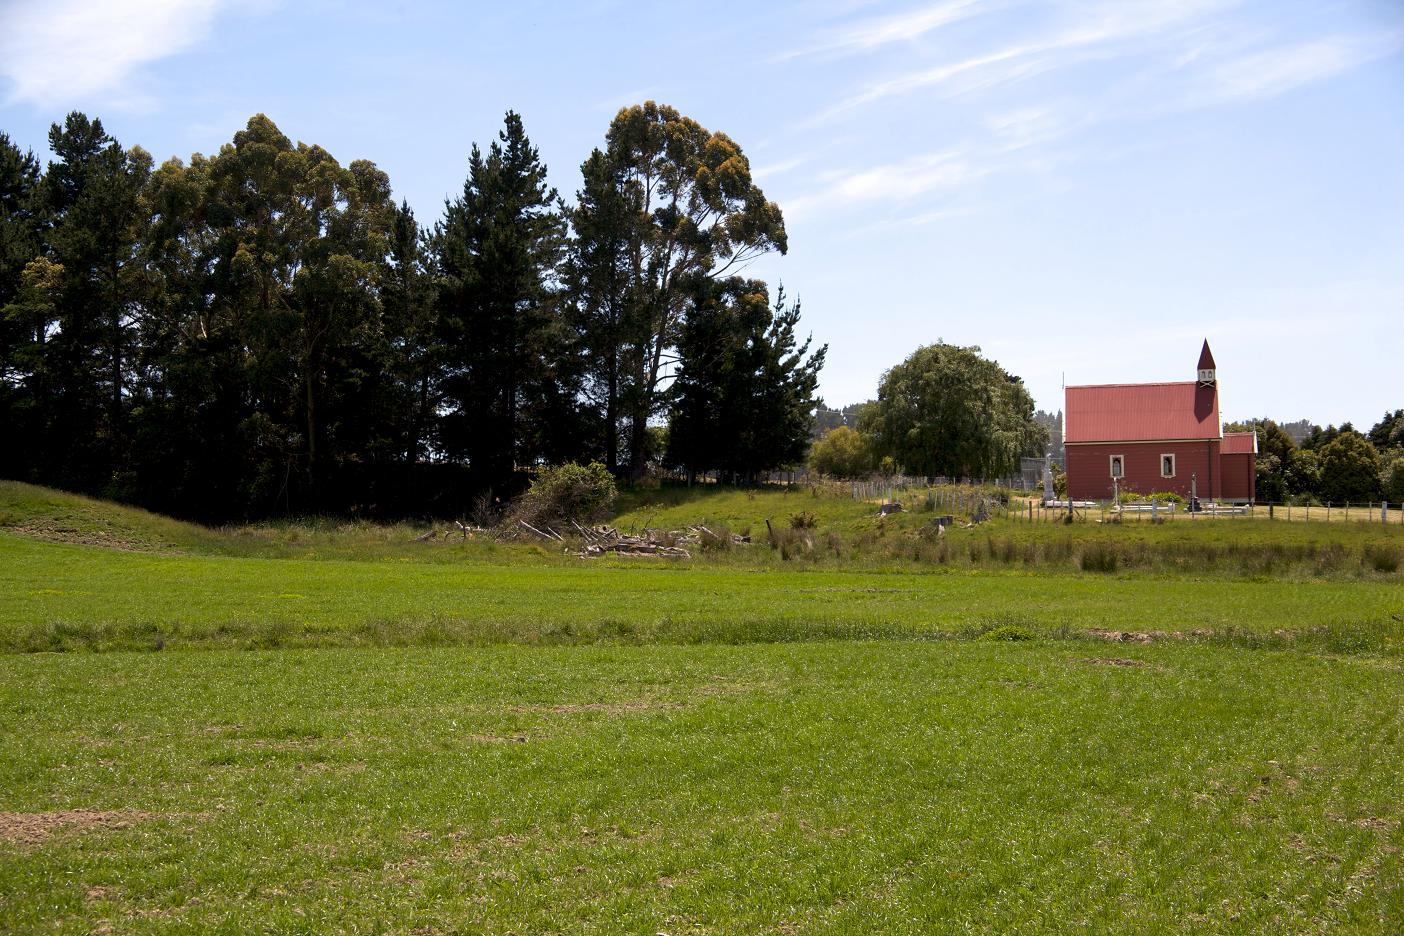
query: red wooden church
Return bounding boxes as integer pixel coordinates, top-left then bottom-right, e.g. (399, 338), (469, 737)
(1063, 341), (1257, 503)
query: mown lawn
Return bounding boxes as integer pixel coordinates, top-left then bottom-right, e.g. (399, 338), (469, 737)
(1, 642), (1400, 933)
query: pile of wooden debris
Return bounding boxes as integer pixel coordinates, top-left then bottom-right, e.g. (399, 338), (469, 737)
(577, 526), (692, 559)
(414, 520), (491, 541)
(575, 525), (749, 558)
(413, 519), (751, 558)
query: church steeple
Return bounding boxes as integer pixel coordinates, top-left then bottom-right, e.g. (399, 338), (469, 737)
(1197, 339), (1216, 386)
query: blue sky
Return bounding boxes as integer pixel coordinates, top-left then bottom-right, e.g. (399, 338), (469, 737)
(2, 0), (1401, 427)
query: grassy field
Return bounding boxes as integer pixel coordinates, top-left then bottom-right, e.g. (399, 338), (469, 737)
(2, 481), (1403, 932)
(3, 644), (1400, 932)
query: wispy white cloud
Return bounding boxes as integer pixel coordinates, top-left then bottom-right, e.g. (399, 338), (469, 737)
(780, 0), (987, 60)
(752, 156), (810, 180)
(982, 106), (1063, 149)
(806, 0), (1240, 124)
(0, 0), (239, 109)
(784, 147), (987, 219)
(1193, 33), (1400, 103)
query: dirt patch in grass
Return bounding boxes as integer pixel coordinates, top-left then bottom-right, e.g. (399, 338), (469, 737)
(1076, 657), (1148, 667)
(0, 809), (152, 846)
(1088, 629), (1159, 643)
(13, 521), (151, 552)
(1333, 815), (1397, 832)
(514, 699), (686, 715)
(466, 733), (529, 744)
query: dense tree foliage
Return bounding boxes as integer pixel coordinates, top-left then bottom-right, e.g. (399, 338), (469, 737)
(0, 106), (822, 519)
(1316, 431), (1383, 504)
(860, 343), (1045, 480)
(1367, 409), (1404, 452)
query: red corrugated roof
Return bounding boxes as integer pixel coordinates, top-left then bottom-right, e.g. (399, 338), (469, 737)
(1065, 381), (1220, 443)
(1222, 431), (1257, 454)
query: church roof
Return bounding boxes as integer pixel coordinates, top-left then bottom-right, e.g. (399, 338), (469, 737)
(1223, 431), (1257, 454)
(1064, 381), (1220, 443)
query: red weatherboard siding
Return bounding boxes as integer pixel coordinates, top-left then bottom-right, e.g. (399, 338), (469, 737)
(1064, 382), (1219, 443)
(1221, 453), (1255, 501)
(1066, 441), (1222, 501)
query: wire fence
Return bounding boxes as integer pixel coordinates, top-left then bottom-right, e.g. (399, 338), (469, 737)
(849, 479), (1404, 527)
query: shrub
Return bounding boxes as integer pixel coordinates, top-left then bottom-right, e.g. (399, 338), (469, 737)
(981, 624), (1035, 641)
(808, 426), (873, 479)
(513, 462), (618, 528)
(789, 510), (818, 530)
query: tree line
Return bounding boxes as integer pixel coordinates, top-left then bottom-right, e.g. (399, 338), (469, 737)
(1228, 413), (1404, 505)
(0, 104), (825, 521)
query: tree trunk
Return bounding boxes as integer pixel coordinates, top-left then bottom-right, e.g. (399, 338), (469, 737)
(605, 349), (618, 473)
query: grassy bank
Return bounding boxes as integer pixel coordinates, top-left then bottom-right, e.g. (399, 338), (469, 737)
(4, 480), (1402, 580)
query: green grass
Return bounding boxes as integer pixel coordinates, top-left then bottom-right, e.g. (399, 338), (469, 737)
(2, 643), (1400, 932)
(2, 481), (1403, 931)
(3, 533), (1402, 653)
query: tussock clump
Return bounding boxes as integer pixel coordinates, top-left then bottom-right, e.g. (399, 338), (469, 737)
(699, 525), (734, 553)
(1079, 543), (1120, 573)
(1363, 543), (1401, 573)
(767, 525), (813, 561)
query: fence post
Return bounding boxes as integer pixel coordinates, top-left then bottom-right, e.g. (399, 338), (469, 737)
(1384, 502), (1389, 526)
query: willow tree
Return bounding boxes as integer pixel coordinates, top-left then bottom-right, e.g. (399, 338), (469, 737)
(571, 102), (787, 478)
(862, 343), (1046, 481)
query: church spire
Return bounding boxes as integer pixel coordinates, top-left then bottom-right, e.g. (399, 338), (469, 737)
(1197, 339), (1216, 386)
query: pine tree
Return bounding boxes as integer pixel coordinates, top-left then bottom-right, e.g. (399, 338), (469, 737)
(565, 149), (635, 472)
(0, 131), (45, 481)
(433, 112), (571, 487)
(667, 281), (825, 483)
(24, 114), (152, 493)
